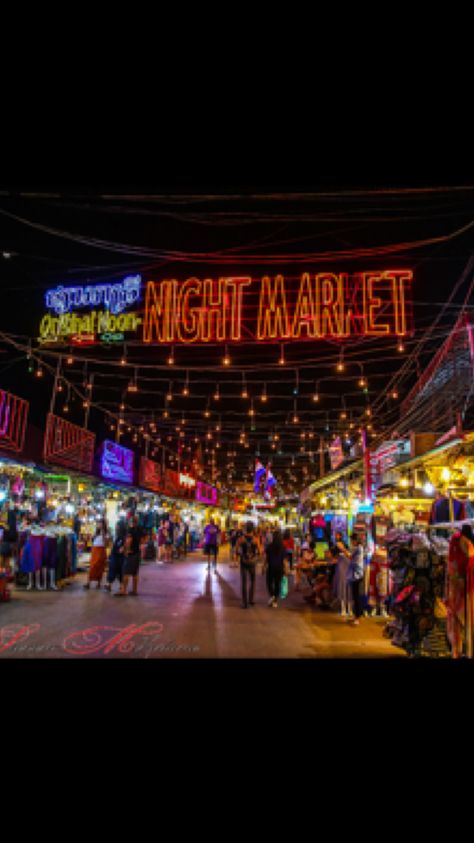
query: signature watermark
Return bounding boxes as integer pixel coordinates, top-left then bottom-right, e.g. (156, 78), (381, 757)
(0, 622), (200, 657)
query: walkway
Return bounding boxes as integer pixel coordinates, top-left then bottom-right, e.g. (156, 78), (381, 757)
(0, 553), (401, 658)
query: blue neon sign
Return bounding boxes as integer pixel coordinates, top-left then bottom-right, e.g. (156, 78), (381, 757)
(45, 275), (142, 316)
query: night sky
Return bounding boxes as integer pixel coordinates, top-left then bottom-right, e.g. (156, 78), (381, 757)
(1, 183), (474, 493)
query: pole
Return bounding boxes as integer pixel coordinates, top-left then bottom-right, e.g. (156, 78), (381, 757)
(49, 356), (62, 416)
(84, 373), (94, 429)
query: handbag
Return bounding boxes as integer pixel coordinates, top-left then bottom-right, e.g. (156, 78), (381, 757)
(280, 575), (289, 599)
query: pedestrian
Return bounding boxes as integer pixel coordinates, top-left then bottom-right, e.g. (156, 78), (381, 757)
(237, 524), (259, 608)
(264, 529), (288, 608)
(115, 516), (142, 597)
(331, 541), (353, 616)
(283, 529), (295, 571)
(83, 522), (109, 589)
(203, 518), (220, 573)
(347, 534), (365, 625)
(104, 524), (126, 592)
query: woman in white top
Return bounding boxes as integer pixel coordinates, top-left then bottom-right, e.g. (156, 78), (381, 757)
(83, 524), (108, 589)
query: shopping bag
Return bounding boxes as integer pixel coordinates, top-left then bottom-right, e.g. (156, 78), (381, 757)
(280, 575), (289, 599)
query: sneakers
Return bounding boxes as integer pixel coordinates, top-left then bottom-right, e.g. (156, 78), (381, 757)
(268, 597), (275, 606)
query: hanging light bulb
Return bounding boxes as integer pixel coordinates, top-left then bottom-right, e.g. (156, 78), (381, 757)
(67, 355), (74, 365)
(337, 349), (345, 372)
(168, 347), (175, 365)
(166, 382), (173, 402)
(279, 344), (286, 365)
(63, 403), (69, 413)
(366, 408), (372, 417)
(398, 341), (405, 352)
(223, 345), (231, 366)
(204, 407), (211, 418)
(36, 364), (44, 378)
(214, 385), (220, 401)
(260, 384), (267, 402)
(391, 390), (399, 399)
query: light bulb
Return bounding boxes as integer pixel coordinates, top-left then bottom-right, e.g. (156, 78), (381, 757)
(183, 386), (189, 396)
(313, 393), (319, 402)
(398, 342), (405, 352)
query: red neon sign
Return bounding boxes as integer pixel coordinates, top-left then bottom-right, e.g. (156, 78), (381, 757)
(139, 456), (162, 493)
(43, 413), (96, 472)
(143, 271), (413, 344)
(0, 389), (29, 453)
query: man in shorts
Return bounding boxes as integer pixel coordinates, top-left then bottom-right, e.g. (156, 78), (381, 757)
(203, 519), (220, 573)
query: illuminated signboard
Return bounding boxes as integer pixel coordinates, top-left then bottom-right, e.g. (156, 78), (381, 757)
(196, 481), (218, 506)
(39, 275), (142, 345)
(38, 270), (412, 347)
(0, 389), (29, 453)
(143, 271), (412, 344)
(329, 436), (344, 471)
(99, 440), (134, 484)
(43, 413), (95, 472)
(139, 456), (162, 493)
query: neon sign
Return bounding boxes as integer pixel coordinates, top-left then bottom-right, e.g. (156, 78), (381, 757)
(43, 413), (95, 472)
(139, 456), (162, 493)
(0, 389), (29, 453)
(39, 276), (142, 345)
(196, 481), (218, 506)
(46, 276), (142, 315)
(143, 270), (412, 344)
(99, 440), (134, 484)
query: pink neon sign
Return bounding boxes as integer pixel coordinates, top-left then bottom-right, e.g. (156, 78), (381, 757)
(196, 481), (218, 506)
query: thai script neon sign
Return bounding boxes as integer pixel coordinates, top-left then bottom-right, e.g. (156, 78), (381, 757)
(99, 440), (134, 484)
(143, 270), (412, 343)
(45, 275), (142, 315)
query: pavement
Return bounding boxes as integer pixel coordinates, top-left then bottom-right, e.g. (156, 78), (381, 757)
(0, 551), (402, 659)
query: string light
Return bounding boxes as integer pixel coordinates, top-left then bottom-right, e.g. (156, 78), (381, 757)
(223, 345), (231, 366)
(168, 347), (175, 365)
(398, 341), (405, 352)
(166, 382), (173, 402)
(279, 344), (286, 365)
(260, 383), (267, 402)
(337, 348), (345, 372)
(67, 356), (74, 365)
(36, 365), (43, 378)
(214, 385), (220, 401)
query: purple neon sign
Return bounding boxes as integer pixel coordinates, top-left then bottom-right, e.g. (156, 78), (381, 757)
(196, 481), (218, 506)
(100, 440), (134, 484)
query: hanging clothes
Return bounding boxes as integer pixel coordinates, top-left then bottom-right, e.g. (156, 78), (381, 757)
(42, 536), (58, 570)
(446, 532), (468, 658)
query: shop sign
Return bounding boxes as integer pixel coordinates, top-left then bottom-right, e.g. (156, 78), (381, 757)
(43, 413), (95, 472)
(179, 473), (196, 489)
(143, 270), (412, 344)
(329, 436), (344, 470)
(39, 276), (142, 345)
(139, 456), (162, 493)
(0, 389), (29, 453)
(99, 440), (134, 484)
(196, 481), (218, 506)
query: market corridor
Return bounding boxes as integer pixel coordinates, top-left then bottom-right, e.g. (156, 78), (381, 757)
(0, 552), (399, 659)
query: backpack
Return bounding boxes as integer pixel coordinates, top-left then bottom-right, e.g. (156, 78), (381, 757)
(240, 536), (256, 564)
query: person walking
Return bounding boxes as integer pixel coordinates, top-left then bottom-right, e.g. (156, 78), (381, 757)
(265, 529), (288, 608)
(331, 538), (353, 616)
(283, 529), (295, 572)
(347, 534), (365, 625)
(83, 522), (109, 590)
(203, 518), (220, 573)
(115, 516), (142, 597)
(104, 524), (126, 592)
(237, 525), (258, 608)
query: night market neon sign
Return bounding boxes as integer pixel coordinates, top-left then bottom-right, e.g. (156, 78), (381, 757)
(39, 270), (412, 345)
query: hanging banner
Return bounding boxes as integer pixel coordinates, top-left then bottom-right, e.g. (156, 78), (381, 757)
(0, 389), (29, 453)
(43, 413), (95, 472)
(38, 270), (413, 346)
